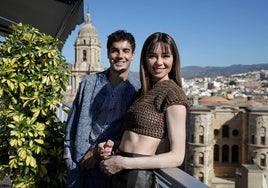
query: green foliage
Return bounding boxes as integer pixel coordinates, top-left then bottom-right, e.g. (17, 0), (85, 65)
(0, 23), (71, 187)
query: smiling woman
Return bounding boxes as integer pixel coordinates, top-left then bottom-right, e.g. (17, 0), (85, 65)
(146, 43), (174, 83)
(98, 32), (189, 188)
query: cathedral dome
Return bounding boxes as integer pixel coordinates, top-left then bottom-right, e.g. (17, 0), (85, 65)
(78, 13), (98, 38)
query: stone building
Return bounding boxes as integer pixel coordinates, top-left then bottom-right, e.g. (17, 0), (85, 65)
(185, 95), (268, 188)
(64, 12), (103, 103)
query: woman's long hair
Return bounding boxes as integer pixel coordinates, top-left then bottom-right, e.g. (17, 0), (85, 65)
(139, 32), (182, 98)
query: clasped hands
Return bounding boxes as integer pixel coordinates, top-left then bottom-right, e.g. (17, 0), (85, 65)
(98, 139), (124, 175)
(79, 140), (113, 170)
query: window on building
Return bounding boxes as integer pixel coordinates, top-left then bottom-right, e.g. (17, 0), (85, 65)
(214, 129), (219, 136)
(199, 152), (204, 165)
(251, 157), (254, 164)
(251, 153), (259, 164)
(232, 145), (239, 163)
(190, 154), (194, 163)
(260, 127), (266, 145)
(82, 50), (87, 61)
(232, 129), (239, 137)
(251, 135), (255, 144)
(199, 172), (204, 182)
(261, 136), (265, 145)
(199, 135), (204, 144)
(222, 144), (229, 163)
(260, 154), (266, 167)
(191, 134), (194, 143)
(83, 39), (86, 44)
(214, 144), (219, 162)
(199, 126), (204, 144)
(222, 125), (229, 138)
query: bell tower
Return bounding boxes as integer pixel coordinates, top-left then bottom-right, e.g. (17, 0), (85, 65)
(64, 11), (103, 103)
(74, 12), (103, 74)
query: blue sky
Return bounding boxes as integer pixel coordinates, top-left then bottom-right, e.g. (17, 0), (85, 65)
(62, 0), (268, 72)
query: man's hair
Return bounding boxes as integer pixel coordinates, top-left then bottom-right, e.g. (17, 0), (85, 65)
(107, 30), (136, 52)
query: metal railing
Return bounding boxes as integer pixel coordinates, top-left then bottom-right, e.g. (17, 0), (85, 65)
(155, 168), (209, 188)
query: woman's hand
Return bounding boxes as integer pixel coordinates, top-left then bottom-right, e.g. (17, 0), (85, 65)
(100, 155), (125, 175)
(98, 140), (114, 160)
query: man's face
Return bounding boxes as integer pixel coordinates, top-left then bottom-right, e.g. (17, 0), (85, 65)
(108, 40), (134, 73)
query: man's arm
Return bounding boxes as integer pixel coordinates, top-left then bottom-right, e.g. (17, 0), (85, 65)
(63, 101), (78, 160)
(63, 81), (84, 160)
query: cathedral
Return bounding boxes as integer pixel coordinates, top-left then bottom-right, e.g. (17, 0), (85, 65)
(186, 95), (268, 188)
(64, 12), (103, 103)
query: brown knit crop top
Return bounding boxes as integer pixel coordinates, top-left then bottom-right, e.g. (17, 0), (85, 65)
(124, 79), (189, 139)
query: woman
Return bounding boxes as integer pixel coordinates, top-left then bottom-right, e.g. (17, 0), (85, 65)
(99, 32), (189, 188)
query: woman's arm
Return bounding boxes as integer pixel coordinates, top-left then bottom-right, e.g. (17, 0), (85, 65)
(101, 104), (187, 175)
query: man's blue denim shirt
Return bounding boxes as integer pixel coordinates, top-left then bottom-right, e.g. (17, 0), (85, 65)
(63, 69), (140, 162)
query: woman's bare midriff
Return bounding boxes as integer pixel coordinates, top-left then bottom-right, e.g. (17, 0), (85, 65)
(119, 130), (161, 155)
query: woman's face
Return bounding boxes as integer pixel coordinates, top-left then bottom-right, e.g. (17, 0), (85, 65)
(146, 43), (173, 83)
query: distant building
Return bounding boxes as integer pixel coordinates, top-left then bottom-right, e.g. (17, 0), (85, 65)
(185, 95), (268, 188)
(64, 12), (103, 103)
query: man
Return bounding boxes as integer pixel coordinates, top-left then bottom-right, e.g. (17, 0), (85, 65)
(64, 30), (140, 187)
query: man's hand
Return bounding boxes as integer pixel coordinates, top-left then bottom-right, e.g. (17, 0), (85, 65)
(80, 148), (100, 170)
(98, 140), (114, 160)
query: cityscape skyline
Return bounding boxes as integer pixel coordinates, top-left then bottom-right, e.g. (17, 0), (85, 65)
(62, 0), (268, 72)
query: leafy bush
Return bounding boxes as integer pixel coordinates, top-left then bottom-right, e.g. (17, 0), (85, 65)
(0, 23), (70, 187)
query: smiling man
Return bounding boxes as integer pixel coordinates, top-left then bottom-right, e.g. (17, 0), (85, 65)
(63, 30), (140, 188)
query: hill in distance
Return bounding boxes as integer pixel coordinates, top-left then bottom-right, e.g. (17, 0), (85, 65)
(181, 63), (268, 79)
